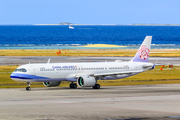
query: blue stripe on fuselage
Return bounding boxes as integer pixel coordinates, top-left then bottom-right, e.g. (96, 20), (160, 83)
(10, 73), (49, 80)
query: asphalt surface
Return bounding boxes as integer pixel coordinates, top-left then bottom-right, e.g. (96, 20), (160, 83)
(0, 56), (180, 65)
(1, 56), (180, 120)
(1, 84), (180, 120)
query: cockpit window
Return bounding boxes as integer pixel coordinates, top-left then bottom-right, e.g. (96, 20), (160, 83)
(15, 68), (27, 72)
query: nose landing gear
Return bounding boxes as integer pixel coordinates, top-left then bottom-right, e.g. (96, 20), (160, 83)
(26, 82), (31, 91)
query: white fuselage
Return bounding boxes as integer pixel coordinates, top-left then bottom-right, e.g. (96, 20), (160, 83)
(10, 36), (153, 89)
(10, 61), (153, 82)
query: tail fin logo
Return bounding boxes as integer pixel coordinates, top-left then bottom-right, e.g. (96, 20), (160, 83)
(138, 45), (150, 60)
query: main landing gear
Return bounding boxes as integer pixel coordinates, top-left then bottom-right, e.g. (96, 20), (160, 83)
(26, 82), (31, 91)
(69, 82), (77, 89)
(93, 84), (100, 89)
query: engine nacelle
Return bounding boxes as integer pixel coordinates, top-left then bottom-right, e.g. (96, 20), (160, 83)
(77, 76), (96, 87)
(43, 82), (61, 87)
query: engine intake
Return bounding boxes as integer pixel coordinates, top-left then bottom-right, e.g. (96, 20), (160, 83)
(77, 76), (96, 87)
(43, 82), (61, 87)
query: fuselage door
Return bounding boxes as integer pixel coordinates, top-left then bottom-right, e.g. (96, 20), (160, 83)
(78, 66), (83, 73)
(30, 66), (36, 75)
(133, 63), (138, 70)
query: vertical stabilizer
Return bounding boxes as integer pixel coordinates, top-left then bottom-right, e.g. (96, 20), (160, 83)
(131, 36), (152, 62)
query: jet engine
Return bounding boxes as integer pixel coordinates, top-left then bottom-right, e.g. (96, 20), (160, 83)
(43, 82), (61, 87)
(77, 76), (96, 87)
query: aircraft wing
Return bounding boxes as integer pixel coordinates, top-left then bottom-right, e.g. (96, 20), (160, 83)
(91, 70), (144, 77)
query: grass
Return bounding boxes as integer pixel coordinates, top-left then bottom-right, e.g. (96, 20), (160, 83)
(0, 48), (180, 88)
(0, 65), (180, 88)
(1, 49), (180, 57)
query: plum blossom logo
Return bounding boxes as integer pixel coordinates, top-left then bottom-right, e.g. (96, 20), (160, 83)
(138, 45), (150, 60)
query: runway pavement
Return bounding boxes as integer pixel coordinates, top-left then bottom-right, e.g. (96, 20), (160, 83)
(0, 56), (180, 65)
(1, 84), (180, 120)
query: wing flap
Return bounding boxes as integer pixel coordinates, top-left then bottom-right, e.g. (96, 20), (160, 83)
(92, 70), (144, 77)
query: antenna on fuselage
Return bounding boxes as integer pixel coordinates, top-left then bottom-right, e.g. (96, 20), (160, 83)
(47, 59), (50, 64)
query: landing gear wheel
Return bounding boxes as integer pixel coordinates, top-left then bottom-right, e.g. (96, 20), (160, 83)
(96, 84), (100, 89)
(26, 82), (31, 91)
(26, 87), (31, 91)
(69, 83), (77, 89)
(93, 84), (100, 89)
(69, 84), (73, 88)
(73, 84), (77, 89)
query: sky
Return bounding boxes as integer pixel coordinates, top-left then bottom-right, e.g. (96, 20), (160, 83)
(0, 0), (180, 25)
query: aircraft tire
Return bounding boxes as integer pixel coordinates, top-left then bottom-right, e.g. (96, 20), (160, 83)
(93, 84), (100, 89)
(73, 84), (77, 89)
(69, 84), (73, 89)
(96, 84), (100, 89)
(26, 87), (31, 91)
(70, 83), (77, 89)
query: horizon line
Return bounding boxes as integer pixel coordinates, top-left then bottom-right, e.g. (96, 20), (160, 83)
(0, 23), (180, 26)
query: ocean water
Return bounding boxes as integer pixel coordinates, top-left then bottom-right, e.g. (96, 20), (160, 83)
(0, 25), (180, 49)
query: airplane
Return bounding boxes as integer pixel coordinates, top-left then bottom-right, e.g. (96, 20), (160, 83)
(10, 36), (154, 91)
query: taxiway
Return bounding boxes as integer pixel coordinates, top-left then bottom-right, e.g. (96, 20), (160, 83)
(0, 56), (180, 65)
(1, 84), (180, 120)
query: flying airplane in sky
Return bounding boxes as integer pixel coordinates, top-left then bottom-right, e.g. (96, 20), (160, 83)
(10, 36), (154, 91)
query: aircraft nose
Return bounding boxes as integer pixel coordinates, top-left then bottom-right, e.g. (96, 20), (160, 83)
(10, 72), (16, 79)
(10, 72), (21, 81)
